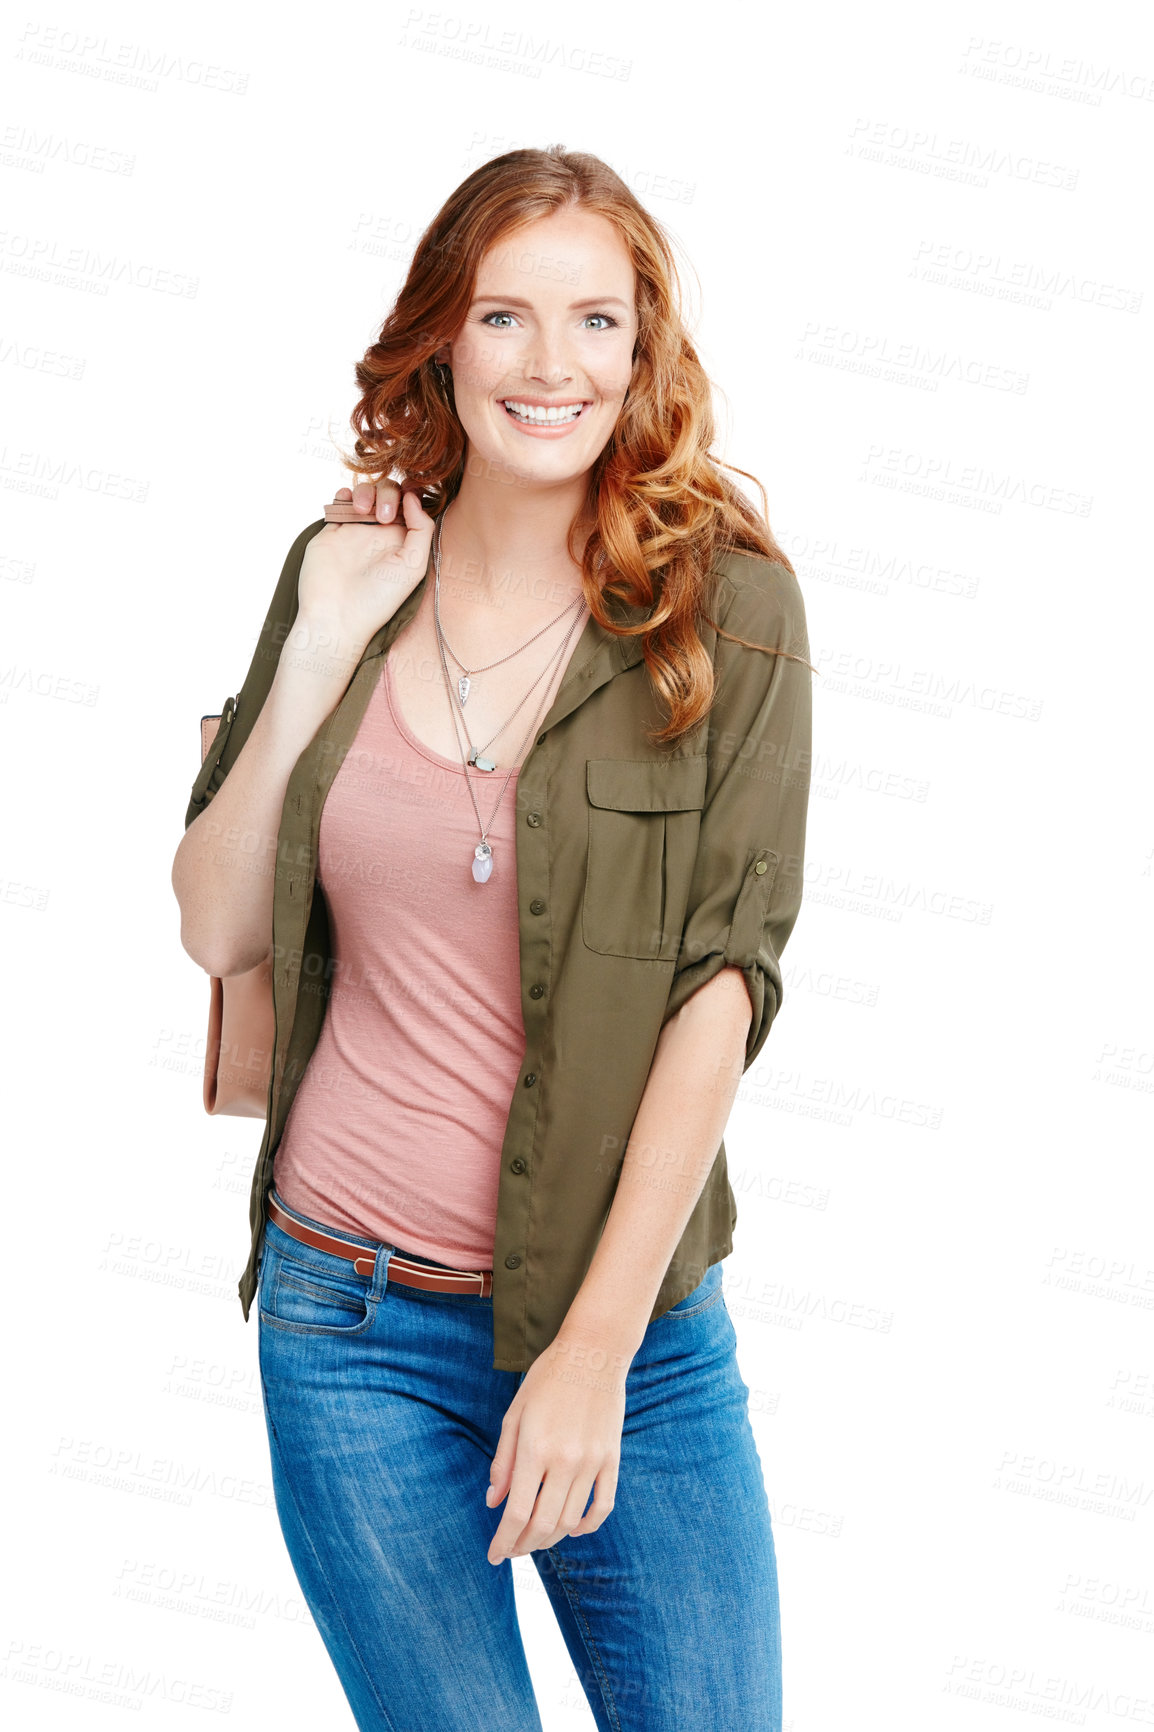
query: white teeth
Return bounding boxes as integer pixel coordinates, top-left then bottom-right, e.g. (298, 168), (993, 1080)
(503, 401), (585, 424)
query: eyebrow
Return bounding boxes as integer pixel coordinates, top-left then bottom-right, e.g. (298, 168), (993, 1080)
(470, 294), (632, 311)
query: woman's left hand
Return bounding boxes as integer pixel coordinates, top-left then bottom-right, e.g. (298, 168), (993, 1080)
(485, 1328), (632, 1565)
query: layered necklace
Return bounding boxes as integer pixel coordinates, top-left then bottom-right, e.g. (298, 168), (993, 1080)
(430, 507), (589, 883)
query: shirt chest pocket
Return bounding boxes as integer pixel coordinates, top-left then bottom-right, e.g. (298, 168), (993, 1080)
(583, 756), (709, 961)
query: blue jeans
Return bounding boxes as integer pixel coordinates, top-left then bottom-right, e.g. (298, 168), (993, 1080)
(257, 1189), (782, 1731)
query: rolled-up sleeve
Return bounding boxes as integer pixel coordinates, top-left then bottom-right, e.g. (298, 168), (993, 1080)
(660, 557), (813, 1068)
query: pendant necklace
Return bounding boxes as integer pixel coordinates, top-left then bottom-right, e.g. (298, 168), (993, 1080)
(430, 508), (589, 883)
(432, 508), (586, 714)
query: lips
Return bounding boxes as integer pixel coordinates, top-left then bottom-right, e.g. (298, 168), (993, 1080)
(502, 400), (589, 426)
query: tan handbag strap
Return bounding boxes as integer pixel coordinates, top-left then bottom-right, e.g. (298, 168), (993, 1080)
(195, 704), (274, 1118)
(200, 713), (223, 763)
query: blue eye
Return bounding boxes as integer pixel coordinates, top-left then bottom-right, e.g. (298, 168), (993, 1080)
(478, 311), (620, 330)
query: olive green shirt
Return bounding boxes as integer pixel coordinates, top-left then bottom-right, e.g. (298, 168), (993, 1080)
(184, 519), (812, 1371)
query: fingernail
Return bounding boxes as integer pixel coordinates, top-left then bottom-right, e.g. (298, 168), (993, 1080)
(382, 503), (394, 519)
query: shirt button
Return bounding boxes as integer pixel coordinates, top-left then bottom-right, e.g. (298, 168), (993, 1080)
(523, 1072), (537, 1087)
(755, 860), (768, 875)
(526, 811), (542, 827)
(529, 899), (545, 915)
(505, 1253), (522, 1269)
(529, 984), (545, 999)
(510, 1158), (527, 1174)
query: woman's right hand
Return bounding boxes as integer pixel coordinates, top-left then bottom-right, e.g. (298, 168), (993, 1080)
(297, 480), (437, 658)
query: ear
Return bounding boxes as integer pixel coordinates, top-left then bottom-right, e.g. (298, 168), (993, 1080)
(434, 346), (450, 366)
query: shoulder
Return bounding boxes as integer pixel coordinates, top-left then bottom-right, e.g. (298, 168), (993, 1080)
(707, 546), (809, 660)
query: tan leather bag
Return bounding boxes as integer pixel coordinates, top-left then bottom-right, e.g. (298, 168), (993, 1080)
(197, 711), (275, 1117)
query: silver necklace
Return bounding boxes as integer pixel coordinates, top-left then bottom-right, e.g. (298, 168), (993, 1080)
(436, 611), (585, 882)
(430, 513), (589, 883)
(432, 508), (586, 707)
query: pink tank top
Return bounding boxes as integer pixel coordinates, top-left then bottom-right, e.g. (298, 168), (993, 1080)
(271, 649), (526, 1266)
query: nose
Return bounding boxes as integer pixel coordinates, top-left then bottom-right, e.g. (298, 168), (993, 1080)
(523, 321), (576, 388)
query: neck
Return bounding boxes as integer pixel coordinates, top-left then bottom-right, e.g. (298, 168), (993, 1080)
(440, 467), (594, 608)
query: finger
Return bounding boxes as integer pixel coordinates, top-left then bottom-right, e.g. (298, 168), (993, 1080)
(507, 1471), (576, 1557)
(568, 1464), (618, 1536)
(551, 1473), (599, 1542)
(374, 478), (402, 523)
(332, 487), (353, 501)
(485, 1404), (522, 1511)
(484, 1458), (512, 1510)
(487, 1460), (545, 1566)
(350, 481), (378, 516)
(399, 487), (436, 533)
(393, 490), (437, 572)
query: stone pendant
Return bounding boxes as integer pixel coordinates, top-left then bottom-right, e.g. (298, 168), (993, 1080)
(472, 841), (493, 883)
(458, 674), (471, 705)
(468, 747), (497, 772)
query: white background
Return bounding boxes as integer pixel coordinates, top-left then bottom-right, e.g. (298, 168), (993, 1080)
(2, 1), (1151, 1727)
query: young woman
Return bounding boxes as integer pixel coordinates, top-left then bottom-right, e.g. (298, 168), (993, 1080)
(173, 146), (813, 1732)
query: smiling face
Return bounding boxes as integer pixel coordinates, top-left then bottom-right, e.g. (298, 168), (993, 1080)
(436, 206), (638, 492)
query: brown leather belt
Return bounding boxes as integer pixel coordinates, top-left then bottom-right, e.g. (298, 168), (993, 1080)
(266, 1195), (494, 1297)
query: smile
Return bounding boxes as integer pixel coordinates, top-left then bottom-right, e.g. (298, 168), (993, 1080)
(502, 401), (588, 425)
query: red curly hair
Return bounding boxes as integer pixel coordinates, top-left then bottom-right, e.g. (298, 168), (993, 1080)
(335, 145), (811, 746)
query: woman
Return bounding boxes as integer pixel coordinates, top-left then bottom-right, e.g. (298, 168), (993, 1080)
(173, 146), (813, 1732)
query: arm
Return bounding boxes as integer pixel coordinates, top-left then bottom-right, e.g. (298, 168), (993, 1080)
(484, 967), (749, 1566)
(172, 485), (428, 978)
(172, 515), (335, 979)
(483, 559), (813, 1565)
(563, 556), (813, 1356)
(554, 961), (753, 1355)
(173, 616), (360, 978)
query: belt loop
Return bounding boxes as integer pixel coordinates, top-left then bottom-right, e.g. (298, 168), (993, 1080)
(368, 1243), (392, 1304)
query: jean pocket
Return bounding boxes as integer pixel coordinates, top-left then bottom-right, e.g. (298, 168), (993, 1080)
(657, 1261), (724, 1321)
(260, 1246), (373, 1336)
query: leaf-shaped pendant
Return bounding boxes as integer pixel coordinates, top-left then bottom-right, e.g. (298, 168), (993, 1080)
(458, 674), (471, 705)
